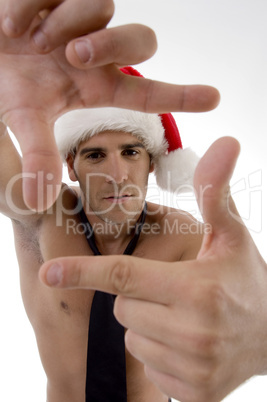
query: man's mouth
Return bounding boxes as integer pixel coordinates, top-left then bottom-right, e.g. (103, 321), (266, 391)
(103, 194), (132, 203)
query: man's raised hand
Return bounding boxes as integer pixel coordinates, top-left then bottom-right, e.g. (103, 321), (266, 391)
(0, 9), (219, 211)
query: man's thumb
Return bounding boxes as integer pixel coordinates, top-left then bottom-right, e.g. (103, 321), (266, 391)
(194, 136), (241, 234)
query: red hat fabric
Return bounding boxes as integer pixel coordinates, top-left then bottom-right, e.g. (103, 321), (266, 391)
(120, 66), (183, 152)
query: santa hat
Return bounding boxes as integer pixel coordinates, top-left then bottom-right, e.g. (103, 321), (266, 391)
(54, 66), (199, 193)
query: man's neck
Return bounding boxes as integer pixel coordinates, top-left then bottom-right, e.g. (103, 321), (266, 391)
(83, 206), (144, 256)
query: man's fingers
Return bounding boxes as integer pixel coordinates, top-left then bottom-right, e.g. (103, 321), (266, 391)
(113, 74), (220, 113)
(6, 110), (62, 211)
(31, 0), (114, 53)
(66, 24), (157, 69)
(114, 298), (172, 342)
(2, 0), (59, 37)
(72, 65), (220, 113)
(125, 332), (186, 380)
(118, 78), (220, 113)
(144, 366), (196, 402)
(39, 255), (179, 304)
(2, 0), (114, 53)
(125, 330), (209, 389)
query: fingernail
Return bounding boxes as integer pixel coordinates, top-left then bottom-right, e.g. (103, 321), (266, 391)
(46, 264), (63, 286)
(2, 17), (18, 36)
(74, 40), (92, 63)
(33, 29), (49, 51)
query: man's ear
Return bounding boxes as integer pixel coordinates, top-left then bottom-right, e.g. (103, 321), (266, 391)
(66, 154), (78, 182)
(149, 162), (154, 174)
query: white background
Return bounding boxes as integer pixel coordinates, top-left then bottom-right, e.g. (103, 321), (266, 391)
(0, 0), (267, 400)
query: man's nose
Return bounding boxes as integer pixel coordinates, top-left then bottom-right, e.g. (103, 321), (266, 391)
(105, 156), (128, 184)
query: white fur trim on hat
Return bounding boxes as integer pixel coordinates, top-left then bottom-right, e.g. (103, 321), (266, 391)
(154, 148), (199, 193)
(54, 108), (167, 161)
(54, 108), (199, 193)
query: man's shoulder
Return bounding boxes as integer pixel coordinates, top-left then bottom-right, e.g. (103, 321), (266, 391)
(145, 202), (204, 261)
(43, 183), (79, 216)
(56, 183), (80, 209)
(33, 184), (91, 261)
(36, 183), (82, 234)
(146, 201), (201, 227)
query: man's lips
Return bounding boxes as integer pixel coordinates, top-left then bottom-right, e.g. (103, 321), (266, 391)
(103, 194), (132, 199)
(103, 194), (133, 203)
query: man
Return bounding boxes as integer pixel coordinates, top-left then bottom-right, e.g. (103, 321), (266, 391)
(0, 90), (204, 401)
(2, 2), (267, 401)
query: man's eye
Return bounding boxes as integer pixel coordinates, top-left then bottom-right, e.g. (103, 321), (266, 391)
(123, 149), (138, 156)
(87, 152), (103, 159)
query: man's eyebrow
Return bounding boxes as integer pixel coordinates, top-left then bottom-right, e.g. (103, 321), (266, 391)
(79, 147), (105, 156)
(120, 142), (145, 150)
(79, 143), (145, 155)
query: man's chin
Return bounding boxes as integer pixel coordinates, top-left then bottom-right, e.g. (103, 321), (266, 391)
(97, 212), (137, 226)
(96, 204), (143, 224)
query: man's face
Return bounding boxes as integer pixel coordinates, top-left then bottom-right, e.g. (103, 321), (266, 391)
(67, 130), (153, 224)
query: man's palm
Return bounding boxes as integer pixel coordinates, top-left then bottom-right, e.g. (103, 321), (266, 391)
(0, 23), (131, 210)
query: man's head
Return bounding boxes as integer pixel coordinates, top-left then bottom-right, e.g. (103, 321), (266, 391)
(64, 128), (153, 224)
(54, 106), (199, 195)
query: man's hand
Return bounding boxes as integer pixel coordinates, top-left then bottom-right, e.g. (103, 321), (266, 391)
(40, 137), (267, 402)
(0, 9), (220, 212)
